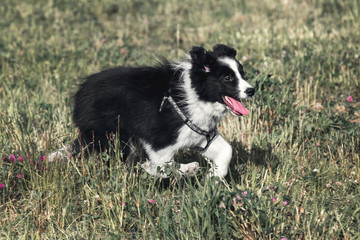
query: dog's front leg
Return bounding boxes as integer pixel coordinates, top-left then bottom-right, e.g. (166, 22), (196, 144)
(201, 135), (232, 178)
(141, 143), (199, 178)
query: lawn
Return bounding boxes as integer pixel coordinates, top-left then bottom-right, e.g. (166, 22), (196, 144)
(1, 0), (359, 239)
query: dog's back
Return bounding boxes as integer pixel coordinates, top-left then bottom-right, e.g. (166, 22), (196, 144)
(72, 64), (183, 155)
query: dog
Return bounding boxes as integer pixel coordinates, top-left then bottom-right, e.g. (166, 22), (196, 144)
(50, 44), (255, 178)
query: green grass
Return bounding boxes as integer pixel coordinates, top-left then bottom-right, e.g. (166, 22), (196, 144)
(1, 0), (360, 239)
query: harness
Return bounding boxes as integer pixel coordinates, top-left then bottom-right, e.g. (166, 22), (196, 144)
(159, 94), (218, 152)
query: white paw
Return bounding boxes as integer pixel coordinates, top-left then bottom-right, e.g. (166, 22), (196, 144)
(179, 162), (200, 176)
(48, 151), (63, 162)
(141, 162), (170, 178)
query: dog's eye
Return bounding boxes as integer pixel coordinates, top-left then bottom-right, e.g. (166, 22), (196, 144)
(224, 76), (232, 82)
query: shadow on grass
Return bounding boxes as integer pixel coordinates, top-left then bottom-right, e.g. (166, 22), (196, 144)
(227, 141), (280, 181)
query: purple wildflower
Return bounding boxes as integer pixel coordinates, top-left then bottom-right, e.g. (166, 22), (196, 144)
(0, 183), (5, 189)
(148, 199), (155, 204)
(37, 162), (42, 170)
(10, 154), (16, 162)
(347, 96), (353, 102)
(17, 174), (23, 179)
(283, 201), (288, 206)
(18, 156), (24, 162)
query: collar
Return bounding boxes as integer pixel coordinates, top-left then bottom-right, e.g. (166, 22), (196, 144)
(159, 95), (218, 151)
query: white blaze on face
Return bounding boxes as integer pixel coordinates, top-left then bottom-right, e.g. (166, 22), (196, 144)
(219, 57), (253, 99)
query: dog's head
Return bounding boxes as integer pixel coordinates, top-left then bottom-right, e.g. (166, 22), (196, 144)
(189, 44), (255, 116)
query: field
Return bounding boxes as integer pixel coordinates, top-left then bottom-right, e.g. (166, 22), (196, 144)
(1, 0), (359, 239)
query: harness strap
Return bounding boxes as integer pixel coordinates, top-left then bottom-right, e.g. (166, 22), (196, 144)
(159, 95), (218, 152)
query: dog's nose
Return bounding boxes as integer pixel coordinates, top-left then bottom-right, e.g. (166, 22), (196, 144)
(245, 87), (255, 97)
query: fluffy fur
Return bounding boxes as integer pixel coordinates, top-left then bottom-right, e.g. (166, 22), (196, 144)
(50, 44), (255, 178)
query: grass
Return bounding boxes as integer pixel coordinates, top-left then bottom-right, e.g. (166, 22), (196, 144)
(1, 0), (360, 239)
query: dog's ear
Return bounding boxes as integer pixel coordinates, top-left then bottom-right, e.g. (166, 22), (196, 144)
(190, 46), (208, 64)
(213, 44), (237, 58)
(190, 46), (215, 72)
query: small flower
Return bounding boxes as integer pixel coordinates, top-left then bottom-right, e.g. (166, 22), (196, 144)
(37, 162), (42, 170)
(40, 155), (46, 162)
(266, 185), (271, 189)
(120, 48), (129, 54)
(10, 154), (16, 162)
(18, 156), (24, 162)
(67, 152), (72, 158)
(283, 201), (288, 206)
(347, 96), (353, 102)
(242, 191), (247, 196)
(327, 183), (331, 188)
(2, 156), (8, 162)
(219, 203), (225, 208)
(17, 174), (23, 179)
(236, 195), (243, 200)
(233, 200), (237, 205)
(281, 238), (288, 240)
(27, 154), (31, 159)
(148, 199), (155, 204)
(272, 198), (276, 203)
(123, 202), (127, 207)
(0, 183), (5, 189)
(101, 38), (107, 42)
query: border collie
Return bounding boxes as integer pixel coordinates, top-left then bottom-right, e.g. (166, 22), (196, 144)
(50, 44), (255, 178)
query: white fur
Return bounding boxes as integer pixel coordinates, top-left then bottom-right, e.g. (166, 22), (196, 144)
(141, 135), (201, 177)
(219, 57), (253, 99)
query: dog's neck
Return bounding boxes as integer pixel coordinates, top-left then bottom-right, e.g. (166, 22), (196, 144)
(172, 61), (227, 131)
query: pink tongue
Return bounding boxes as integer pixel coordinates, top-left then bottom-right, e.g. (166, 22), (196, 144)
(225, 96), (249, 116)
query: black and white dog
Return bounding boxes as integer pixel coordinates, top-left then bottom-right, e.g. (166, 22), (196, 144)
(50, 44), (255, 178)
